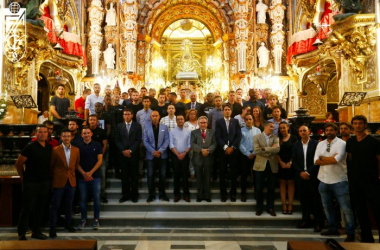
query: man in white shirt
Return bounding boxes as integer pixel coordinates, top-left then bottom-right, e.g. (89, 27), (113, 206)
(85, 83), (104, 120)
(314, 123), (355, 242)
(38, 111), (49, 124)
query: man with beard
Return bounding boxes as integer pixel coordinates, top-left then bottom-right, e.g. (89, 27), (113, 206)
(155, 92), (169, 119)
(246, 89), (265, 111)
(85, 83), (104, 120)
(198, 93), (215, 118)
(50, 84), (70, 123)
(168, 92), (187, 116)
(125, 90), (143, 122)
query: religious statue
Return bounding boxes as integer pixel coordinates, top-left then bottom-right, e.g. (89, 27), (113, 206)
(104, 44), (116, 69)
(17, 0), (45, 27)
(106, 2), (117, 26)
(172, 39), (202, 78)
(333, 0), (362, 21)
(257, 42), (269, 68)
(256, 0), (268, 24)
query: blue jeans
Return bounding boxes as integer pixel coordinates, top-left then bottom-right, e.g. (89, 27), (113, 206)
(147, 158), (167, 197)
(77, 178), (101, 220)
(50, 181), (76, 230)
(254, 162), (276, 210)
(319, 181), (355, 235)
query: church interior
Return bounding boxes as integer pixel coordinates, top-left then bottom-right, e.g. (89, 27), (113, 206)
(0, 0), (379, 249)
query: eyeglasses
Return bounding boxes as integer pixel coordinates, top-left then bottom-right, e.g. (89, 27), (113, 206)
(326, 143), (331, 152)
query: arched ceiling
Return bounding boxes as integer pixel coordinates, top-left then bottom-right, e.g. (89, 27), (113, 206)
(138, 0), (235, 40)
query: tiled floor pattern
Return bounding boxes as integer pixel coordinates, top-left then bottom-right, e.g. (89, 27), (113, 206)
(0, 227), (350, 250)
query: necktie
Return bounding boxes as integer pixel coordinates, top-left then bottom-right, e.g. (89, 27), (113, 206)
(226, 119), (230, 131)
(192, 103), (195, 109)
(127, 123), (130, 134)
(202, 130), (206, 140)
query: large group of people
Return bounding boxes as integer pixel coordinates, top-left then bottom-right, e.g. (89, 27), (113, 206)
(20, 84), (380, 244)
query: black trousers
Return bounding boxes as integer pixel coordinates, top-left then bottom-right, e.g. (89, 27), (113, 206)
(18, 180), (51, 236)
(108, 137), (120, 174)
(295, 175), (324, 226)
(350, 180), (380, 243)
(218, 148), (238, 197)
(120, 152), (139, 199)
(172, 154), (190, 197)
(240, 155), (255, 195)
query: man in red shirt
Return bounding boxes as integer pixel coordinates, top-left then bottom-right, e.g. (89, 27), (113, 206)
(32, 120), (59, 148)
(75, 89), (91, 119)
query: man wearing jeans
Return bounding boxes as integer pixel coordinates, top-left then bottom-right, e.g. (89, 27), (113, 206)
(314, 123), (355, 242)
(77, 126), (103, 230)
(143, 111), (170, 202)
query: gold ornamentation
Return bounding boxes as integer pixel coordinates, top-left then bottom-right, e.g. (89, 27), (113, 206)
(301, 84), (326, 115)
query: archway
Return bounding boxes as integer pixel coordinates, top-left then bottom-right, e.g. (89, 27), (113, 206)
(37, 73), (50, 113)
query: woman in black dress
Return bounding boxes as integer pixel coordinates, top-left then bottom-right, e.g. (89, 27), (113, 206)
(252, 106), (265, 132)
(277, 121), (297, 214)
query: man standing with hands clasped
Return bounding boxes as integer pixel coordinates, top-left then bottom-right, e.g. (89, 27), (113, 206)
(314, 123), (355, 242)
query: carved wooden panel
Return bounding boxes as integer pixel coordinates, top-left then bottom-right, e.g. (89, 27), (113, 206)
(301, 84), (326, 115)
(364, 53), (377, 91)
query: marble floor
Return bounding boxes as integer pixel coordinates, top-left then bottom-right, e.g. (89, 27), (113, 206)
(0, 226), (355, 250)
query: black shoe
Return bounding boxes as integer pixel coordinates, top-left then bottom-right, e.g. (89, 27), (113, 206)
(18, 235), (27, 241)
(119, 197), (130, 203)
(174, 196), (180, 203)
(100, 197), (108, 203)
(344, 234), (355, 242)
(132, 198), (138, 203)
(321, 229), (340, 236)
(196, 198), (202, 202)
(205, 198), (211, 202)
(184, 196), (190, 202)
(160, 196), (169, 202)
(297, 221), (313, 229)
(65, 226), (76, 232)
(314, 226), (322, 233)
(31, 232), (48, 240)
(256, 209), (262, 216)
(146, 196), (155, 202)
(221, 196), (227, 202)
(241, 195), (247, 202)
(267, 209), (277, 217)
(230, 195), (236, 202)
(49, 230), (57, 238)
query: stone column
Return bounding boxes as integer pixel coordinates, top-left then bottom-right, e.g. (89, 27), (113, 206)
(269, 0), (286, 74)
(234, 0), (249, 74)
(88, 0), (104, 75)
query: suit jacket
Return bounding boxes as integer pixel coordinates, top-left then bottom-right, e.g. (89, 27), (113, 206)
(215, 117), (241, 149)
(50, 144), (80, 188)
(191, 129), (217, 166)
(115, 121), (142, 154)
(143, 123), (170, 160)
(292, 138), (320, 178)
(186, 102), (202, 112)
(253, 133), (280, 173)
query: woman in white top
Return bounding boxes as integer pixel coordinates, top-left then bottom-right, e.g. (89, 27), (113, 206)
(184, 109), (199, 178)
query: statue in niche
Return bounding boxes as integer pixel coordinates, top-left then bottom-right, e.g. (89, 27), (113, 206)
(172, 39), (202, 77)
(104, 44), (116, 69)
(333, 0), (362, 21)
(256, 0), (268, 24)
(257, 42), (270, 68)
(106, 2), (117, 26)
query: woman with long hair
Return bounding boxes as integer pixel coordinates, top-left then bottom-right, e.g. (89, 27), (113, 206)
(252, 106), (265, 132)
(277, 121), (297, 214)
(184, 109), (199, 179)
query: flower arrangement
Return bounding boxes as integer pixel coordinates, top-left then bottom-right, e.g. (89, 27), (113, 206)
(0, 91), (8, 120)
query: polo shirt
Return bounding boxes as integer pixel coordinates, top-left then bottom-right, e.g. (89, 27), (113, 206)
(77, 140), (103, 179)
(21, 141), (52, 183)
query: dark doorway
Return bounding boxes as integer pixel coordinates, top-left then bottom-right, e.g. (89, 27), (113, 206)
(37, 74), (50, 113)
(327, 103), (339, 122)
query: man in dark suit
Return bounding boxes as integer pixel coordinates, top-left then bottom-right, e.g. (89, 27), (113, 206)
(215, 103), (242, 202)
(49, 129), (80, 238)
(191, 116), (217, 202)
(116, 108), (142, 203)
(292, 125), (324, 232)
(186, 91), (202, 113)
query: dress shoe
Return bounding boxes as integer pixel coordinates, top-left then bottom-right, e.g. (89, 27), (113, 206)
(18, 235), (27, 241)
(184, 196), (190, 202)
(221, 197), (227, 202)
(119, 197), (129, 203)
(196, 198), (202, 202)
(49, 230), (57, 238)
(146, 196), (154, 202)
(241, 195), (247, 202)
(100, 197), (108, 203)
(160, 196), (169, 202)
(230, 195), (236, 202)
(297, 221), (313, 229)
(132, 198), (138, 203)
(321, 229), (340, 236)
(267, 209), (277, 217)
(314, 226), (322, 233)
(205, 198), (212, 202)
(344, 234), (355, 242)
(65, 226), (76, 232)
(31, 232), (48, 240)
(174, 196), (180, 203)
(255, 209), (262, 216)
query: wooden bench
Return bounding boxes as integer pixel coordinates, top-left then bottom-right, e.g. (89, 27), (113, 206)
(0, 240), (97, 250)
(288, 241), (380, 250)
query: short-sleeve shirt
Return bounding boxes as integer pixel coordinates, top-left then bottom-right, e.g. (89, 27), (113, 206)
(346, 135), (380, 183)
(154, 104), (168, 119)
(75, 97), (85, 119)
(78, 140), (103, 179)
(50, 96), (70, 122)
(174, 102), (188, 116)
(85, 94), (104, 115)
(126, 103), (143, 122)
(21, 141), (52, 183)
(91, 127), (107, 145)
